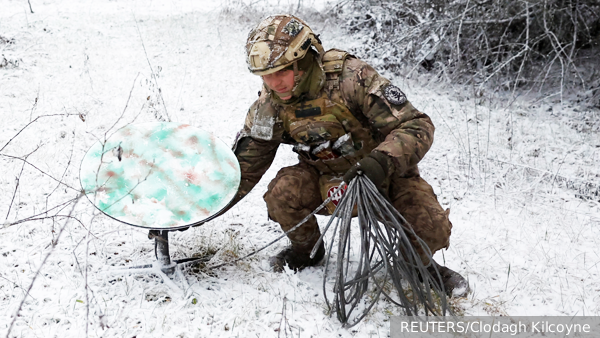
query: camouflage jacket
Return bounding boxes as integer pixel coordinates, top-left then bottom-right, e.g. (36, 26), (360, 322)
(231, 49), (435, 205)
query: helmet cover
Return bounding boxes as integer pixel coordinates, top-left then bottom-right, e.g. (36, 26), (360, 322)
(246, 14), (324, 75)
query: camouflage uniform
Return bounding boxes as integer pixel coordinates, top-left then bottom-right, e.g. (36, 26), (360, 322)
(232, 49), (452, 264)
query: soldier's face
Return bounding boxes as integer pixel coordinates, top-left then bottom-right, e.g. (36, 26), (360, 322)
(262, 69), (303, 100)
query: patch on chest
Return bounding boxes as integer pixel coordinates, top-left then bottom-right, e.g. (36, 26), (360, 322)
(327, 184), (348, 206)
(383, 84), (407, 106)
(295, 107), (322, 118)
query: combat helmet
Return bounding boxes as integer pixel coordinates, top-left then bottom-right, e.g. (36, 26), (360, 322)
(246, 14), (324, 75)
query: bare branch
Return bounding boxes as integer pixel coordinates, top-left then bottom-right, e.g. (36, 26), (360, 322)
(336, 0), (599, 103)
(0, 154), (78, 191)
(0, 113), (80, 154)
(105, 73), (141, 141)
(133, 15), (171, 122)
(8, 196), (81, 226)
(5, 193), (84, 338)
(5, 145), (42, 221)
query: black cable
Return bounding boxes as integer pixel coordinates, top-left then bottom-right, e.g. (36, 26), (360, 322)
(318, 175), (454, 327)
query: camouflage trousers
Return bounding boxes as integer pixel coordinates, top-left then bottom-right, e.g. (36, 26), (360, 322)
(263, 161), (452, 264)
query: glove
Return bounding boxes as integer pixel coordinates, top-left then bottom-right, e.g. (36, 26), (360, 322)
(343, 151), (392, 191)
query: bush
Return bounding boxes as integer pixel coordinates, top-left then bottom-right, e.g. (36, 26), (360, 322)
(335, 0), (600, 105)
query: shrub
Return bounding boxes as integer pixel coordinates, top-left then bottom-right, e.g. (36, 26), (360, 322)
(335, 0), (600, 105)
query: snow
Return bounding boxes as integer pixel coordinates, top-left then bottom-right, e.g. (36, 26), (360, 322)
(1, 0), (599, 337)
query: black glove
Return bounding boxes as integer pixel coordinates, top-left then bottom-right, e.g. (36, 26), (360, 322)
(343, 151), (392, 191)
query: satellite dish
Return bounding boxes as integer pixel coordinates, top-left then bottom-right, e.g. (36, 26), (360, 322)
(80, 122), (241, 230)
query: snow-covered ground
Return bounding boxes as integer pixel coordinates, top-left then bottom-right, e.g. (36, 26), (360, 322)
(1, 0), (599, 337)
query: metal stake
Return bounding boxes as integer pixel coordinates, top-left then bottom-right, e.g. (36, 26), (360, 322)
(155, 230), (175, 274)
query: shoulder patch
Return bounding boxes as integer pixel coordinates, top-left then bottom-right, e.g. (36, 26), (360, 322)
(383, 85), (407, 106)
(249, 96), (279, 141)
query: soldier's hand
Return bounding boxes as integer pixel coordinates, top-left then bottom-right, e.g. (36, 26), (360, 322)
(343, 151), (392, 191)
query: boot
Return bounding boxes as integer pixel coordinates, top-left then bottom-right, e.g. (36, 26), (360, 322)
(269, 242), (325, 273)
(428, 261), (470, 298)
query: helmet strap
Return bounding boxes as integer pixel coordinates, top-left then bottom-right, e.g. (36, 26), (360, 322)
(293, 61), (302, 82)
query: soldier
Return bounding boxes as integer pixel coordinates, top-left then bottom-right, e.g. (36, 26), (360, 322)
(230, 14), (469, 297)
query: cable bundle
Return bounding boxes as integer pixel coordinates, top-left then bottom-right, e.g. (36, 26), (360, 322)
(312, 175), (453, 327)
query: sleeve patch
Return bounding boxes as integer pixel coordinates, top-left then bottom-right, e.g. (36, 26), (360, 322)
(383, 85), (407, 106)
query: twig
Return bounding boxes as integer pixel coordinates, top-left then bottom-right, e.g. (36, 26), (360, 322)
(511, 1), (530, 98)
(0, 113), (79, 154)
(277, 296), (292, 338)
(133, 16), (171, 122)
(5, 192), (83, 338)
(478, 46), (528, 92)
(7, 214), (92, 235)
(45, 136), (76, 215)
(0, 274), (36, 300)
(5, 146), (41, 221)
(569, 0), (578, 63)
(29, 89), (38, 121)
(541, 0), (585, 93)
(505, 264), (511, 291)
(0, 154), (78, 191)
(456, 0), (471, 70)
(5, 160), (25, 222)
(85, 207), (93, 337)
(461, 10), (529, 25)
(105, 73), (141, 141)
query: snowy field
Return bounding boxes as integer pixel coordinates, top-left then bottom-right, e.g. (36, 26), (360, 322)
(1, 0), (599, 337)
